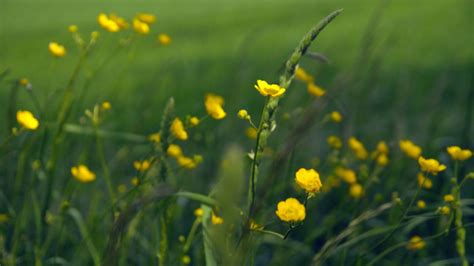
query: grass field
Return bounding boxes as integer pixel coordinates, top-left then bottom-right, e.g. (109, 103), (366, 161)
(1, 0), (473, 265)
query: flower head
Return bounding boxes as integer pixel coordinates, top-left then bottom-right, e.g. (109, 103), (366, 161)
(407, 236), (426, 250)
(447, 146), (472, 161)
(170, 118), (188, 140)
(133, 18), (150, 34)
(294, 67), (313, 83)
(68, 25), (78, 33)
(335, 167), (357, 184)
(417, 200), (426, 209)
(295, 168), (322, 194)
(327, 135), (342, 149)
(330, 111), (342, 123)
(349, 183), (363, 199)
(418, 156), (446, 174)
(376, 154), (389, 166)
(399, 140), (422, 159)
(133, 160), (151, 172)
(97, 13), (120, 32)
(245, 127), (257, 139)
(211, 212), (224, 225)
(167, 144), (183, 158)
(158, 33), (171, 45)
(205, 93), (226, 119)
(71, 165), (96, 183)
(443, 194), (454, 203)
(376, 141), (389, 154)
(417, 173), (432, 189)
(17, 110), (39, 130)
(136, 13), (156, 24)
(275, 198), (306, 223)
(149, 132), (161, 143)
(109, 13), (129, 29)
(194, 208), (203, 217)
(48, 42), (66, 57)
(348, 137), (368, 160)
(438, 206), (450, 215)
(189, 116), (200, 126)
(254, 80), (286, 97)
(177, 156), (198, 169)
(307, 82), (325, 98)
(237, 109), (249, 120)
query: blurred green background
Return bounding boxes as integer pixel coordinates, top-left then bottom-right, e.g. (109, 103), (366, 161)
(1, 0), (472, 149)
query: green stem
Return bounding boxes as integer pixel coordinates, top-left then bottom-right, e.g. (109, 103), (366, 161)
(183, 218), (201, 253)
(452, 161), (468, 266)
(95, 127), (116, 213)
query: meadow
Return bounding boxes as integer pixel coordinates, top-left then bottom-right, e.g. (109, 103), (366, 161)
(0, 0), (473, 265)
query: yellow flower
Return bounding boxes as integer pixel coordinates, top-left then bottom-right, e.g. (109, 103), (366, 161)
(194, 208), (204, 217)
(349, 183), (363, 199)
(417, 200), (426, 209)
(205, 93), (226, 120)
(16, 110), (39, 130)
(148, 132), (161, 143)
(133, 18), (150, 34)
(170, 118), (188, 140)
(254, 80), (286, 97)
(188, 116), (200, 126)
(158, 33), (171, 45)
(211, 212), (224, 225)
(399, 140), (422, 159)
(330, 111), (342, 123)
(348, 137), (368, 160)
(376, 154), (389, 166)
(335, 167), (357, 184)
(137, 13), (156, 24)
(438, 206), (450, 215)
(275, 198), (306, 223)
(19, 78), (29, 86)
(417, 173), (432, 189)
(177, 156), (197, 169)
(245, 127), (257, 139)
(443, 194), (455, 203)
(133, 160), (151, 172)
(131, 177), (140, 186)
(91, 31), (100, 40)
(68, 25), (78, 33)
(376, 141), (389, 154)
(101, 101), (111, 110)
(294, 67), (313, 83)
(418, 156), (446, 174)
(181, 255), (191, 265)
(109, 13), (129, 29)
(167, 144), (183, 158)
(71, 165), (96, 183)
(97, 13), (120, 32)
(237, 109), (249, 120)
(249, 220), (263, 230)
(447, 146), (472, 161)
(117, 184), (127, 193)
(295, 168), (322, 193)
(48, 42), (66, 57)
(307, 82), (325, 97)
(407, 236), (426, 250)
(327, 135), (342, 149)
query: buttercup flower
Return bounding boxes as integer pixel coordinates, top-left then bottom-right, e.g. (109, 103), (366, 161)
(417, 200), (426, 209)
(417, 173), (432, 189)
(275, 198), (306, 223)
(211, 212), (224, 225)
(71, 165), (96, 183)
(170, 118), (188, 140)
(349, 183), (363, 199)
(407, 236), (426, 250)
(17, 110), (39, 130)
(245, 127), (257, 139)
(418, 156), (446, 174)
(447, 146), (472, 161)
(254, 80), (286, 97)
(48, 42), (66, 57)
(327, 135), (342, 149)
(177, 156), (197, 169)
(295, 168), (322, 193)
(335, 167), (357, 184)
(167, 144), (183, 158)
(131, 177), (140, 186)
(376, 141), (389, 154)
(443, 194), (454, 203)
(149, 132), (161, 143)
(182, 255), (191, 265)
(194, 208), (203, 217)
(109, 13), (129, 29)
(399, 140), (422, 159)
(376, 154), (389, 166)
(158, 33), (171, 45)
(438, 206), (450, 215)
(133, 18), (150, 34)
(101, 101), (111, 110)
(204, 93), (226, 119)
(189, 116), (200, 126)
(97, 13), (120, 32)
(348, 137), (368, 160)
(330, 111), (342, 123)
(133, 160), (151, 172)
(294, 67), (314, 83)
(136, 13), (156, 24)
(237, 109), (249, 120)
(307, 82), (325, 97)
(68, 25), (78, 33)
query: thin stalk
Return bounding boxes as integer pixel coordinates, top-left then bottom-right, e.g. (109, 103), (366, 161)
(451, 161), (468, 266)
(95, 127), (116, 214)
